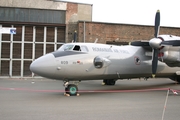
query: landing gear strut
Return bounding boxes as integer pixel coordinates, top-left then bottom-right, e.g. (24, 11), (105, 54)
(102, 79), (116, 85)
(175, 76), (180, 84)
(63, 81), (80, 96)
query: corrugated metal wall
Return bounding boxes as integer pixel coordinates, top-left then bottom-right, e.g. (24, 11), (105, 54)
(0, 7), (66, 24)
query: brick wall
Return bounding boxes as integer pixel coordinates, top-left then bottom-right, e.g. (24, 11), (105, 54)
(78, 21), (180, 44)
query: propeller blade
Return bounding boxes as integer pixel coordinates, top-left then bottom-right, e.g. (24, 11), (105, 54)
(161, 40), (180, 46)
(130, 41), (150, 46)
(152, 49), (159, 77)
(154, 10), (160, 38)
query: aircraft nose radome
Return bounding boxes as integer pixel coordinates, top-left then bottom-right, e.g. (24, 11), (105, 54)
(30, 54), (56, 78)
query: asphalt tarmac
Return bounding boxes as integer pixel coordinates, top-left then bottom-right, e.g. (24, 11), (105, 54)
(0, 78), (180, 120)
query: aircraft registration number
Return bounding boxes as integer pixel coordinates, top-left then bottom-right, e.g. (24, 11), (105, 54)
(61, 61), (68, 64)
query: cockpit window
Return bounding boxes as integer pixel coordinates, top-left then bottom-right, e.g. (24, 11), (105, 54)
(73, 45), (81, 51)
(58, 44), (74, 51)
(58, 44), (89, 52)
(64, 45), (74, 51)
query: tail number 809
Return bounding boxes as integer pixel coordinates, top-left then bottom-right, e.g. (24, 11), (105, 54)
(61, 61), (68, 64)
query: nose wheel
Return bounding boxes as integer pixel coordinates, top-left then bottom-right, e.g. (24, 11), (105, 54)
(64, 81), (80, 96)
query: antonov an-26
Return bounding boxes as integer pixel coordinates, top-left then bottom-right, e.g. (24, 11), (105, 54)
(30, 10), (180, 96)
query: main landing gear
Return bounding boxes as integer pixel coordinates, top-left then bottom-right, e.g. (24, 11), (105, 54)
(174, 76), (180, 84)
(63, 81), (80, 96)
(102, 79), (116, 85)
(63, 79), (116, 96)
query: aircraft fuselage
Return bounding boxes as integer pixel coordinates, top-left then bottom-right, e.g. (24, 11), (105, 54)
(30, 43), (180, 81)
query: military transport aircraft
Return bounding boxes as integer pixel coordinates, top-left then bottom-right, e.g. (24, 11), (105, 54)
(30, 10), (180, 96)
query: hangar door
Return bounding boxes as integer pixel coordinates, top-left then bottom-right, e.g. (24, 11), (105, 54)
(0, 24), (65, 78)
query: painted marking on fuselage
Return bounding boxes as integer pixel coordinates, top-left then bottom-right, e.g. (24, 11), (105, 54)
(61, 61), (68, 64)
(92, 47), (130, 54)
(92, 47), (113, 52)
(113, 49), (119, 53)
(118, 49), (130, 54)
(134, 56), (141, 65)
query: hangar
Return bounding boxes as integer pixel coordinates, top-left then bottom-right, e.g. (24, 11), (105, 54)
(0, 0), (92, 77)
(0, 0), (180, 78)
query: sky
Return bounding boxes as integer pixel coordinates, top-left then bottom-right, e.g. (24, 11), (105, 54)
(60, 0), (180, 28)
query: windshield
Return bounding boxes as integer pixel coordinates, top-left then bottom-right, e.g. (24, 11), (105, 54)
(58, 44), (74, 51)
(58, 44), (89, 52)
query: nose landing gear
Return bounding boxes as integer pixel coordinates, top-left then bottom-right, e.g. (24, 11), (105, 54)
(63, 81), (80, 96)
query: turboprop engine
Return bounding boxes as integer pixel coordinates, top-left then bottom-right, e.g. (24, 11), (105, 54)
(130, 10), (180, 76)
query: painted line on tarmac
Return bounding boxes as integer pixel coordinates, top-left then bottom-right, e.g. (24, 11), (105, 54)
(80, 88), (180, 94)
(0, 86), (179, 94)
(0, 87), (64, 93)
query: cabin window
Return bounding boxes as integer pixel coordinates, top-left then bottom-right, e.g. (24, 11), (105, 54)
(81, 46), (89, 52)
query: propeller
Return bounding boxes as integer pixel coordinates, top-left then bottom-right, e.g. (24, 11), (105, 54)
(129, 41), (149, 46)
(152, 49), (159, 77)
(149, 10), (180, 77)
(161, 40), (180, 46)
(154, 10), (160, 38)
(130, 10), (180, 77)
(150, 10), (160, 77)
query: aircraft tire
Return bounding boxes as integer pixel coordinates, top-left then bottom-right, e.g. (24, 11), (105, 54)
(103, 79), (116, 85)
(176, 76), (180, 84)
(65, 84), (78, 96)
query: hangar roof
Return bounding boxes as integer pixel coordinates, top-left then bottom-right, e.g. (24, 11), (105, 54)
(53, 0), (93, 6)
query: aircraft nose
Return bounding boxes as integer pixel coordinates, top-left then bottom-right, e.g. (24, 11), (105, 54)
(30, 53), (56, 78)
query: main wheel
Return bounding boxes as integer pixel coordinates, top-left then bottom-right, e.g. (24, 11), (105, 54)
(176, 76), (180, 84)
(103, 79), (116, 85)
(65, 84), (78, 96)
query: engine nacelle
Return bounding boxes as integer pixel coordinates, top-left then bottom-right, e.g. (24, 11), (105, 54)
(156, 35), (180, 67)
(94, 56), (111, 68)
(162, 51), (180, 62)
(160, 50), (180, 67)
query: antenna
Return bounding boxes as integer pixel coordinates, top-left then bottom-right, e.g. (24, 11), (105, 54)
(94, 38), (98, 43)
